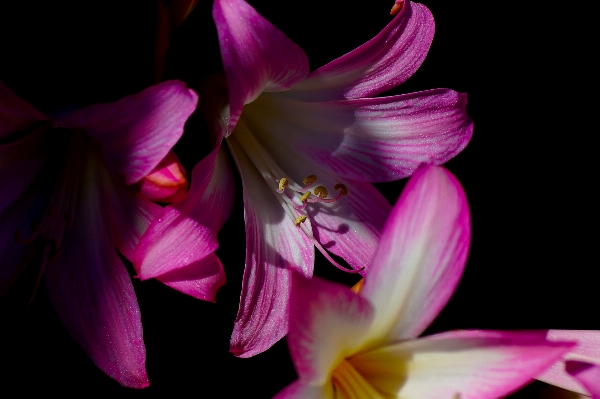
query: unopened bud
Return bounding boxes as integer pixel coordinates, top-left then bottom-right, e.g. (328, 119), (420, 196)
(137, 151), (188, 203)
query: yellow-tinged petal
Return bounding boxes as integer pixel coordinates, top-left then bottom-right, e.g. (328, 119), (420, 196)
(350, 330), (574, 399)
(332, 360), (387, 399)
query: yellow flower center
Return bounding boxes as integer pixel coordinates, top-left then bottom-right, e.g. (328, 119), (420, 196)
(331, 360), (385, 398)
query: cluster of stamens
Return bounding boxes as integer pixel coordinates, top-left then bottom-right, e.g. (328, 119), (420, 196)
(277, 174), (349, 227)
(275, 174), (361, 274)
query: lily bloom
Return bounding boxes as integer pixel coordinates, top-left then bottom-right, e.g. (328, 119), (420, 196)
(276, 165), (574, 399)
(537, 330), (600, 398)
(216, 0), (473, 357)
(135, 0), (473, 358)
(0, 80), (197, 387)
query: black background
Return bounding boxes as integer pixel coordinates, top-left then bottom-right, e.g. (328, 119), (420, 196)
(0, 1), (595, 397)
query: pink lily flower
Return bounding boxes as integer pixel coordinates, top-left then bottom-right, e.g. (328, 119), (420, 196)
(135, 0), (473, 358)
(276, 165), (574, 399)
(215, 0), (473, 357)
(537, 330), (600, 398)
(0, 80), (197, 387)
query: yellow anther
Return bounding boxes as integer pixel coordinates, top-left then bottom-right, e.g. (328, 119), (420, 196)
(334, 183), (349, 196)
(278, 178), (289, 191)
(303, 175), (318, 185)
(313, 186), (328, 199)
(294, 215), (307, 226)
(300, 191), (311, 202)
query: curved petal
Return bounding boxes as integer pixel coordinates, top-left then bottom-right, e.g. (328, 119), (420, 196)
(361, 165), (471, 346)
(133, 206), (218, 280)
(0, 80), (48, 139)
(44, 157), (148, 388)
(566, 361), (600, 399)
(157, 252), (226, 303)
(285, 1), (434, 101)
(245, 89), (472, 182)
(133, 144), (234, 287)
(537, 330), (600, 396)
(227, 136), (314, 358)
(274, 380), (334, 399)
(55, 80), (198, 184)
(288, 273), (375, 385)
(350, 330), (575, 399)
(213, 0), (309, 135)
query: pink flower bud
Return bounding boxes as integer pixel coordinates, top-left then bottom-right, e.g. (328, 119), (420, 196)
(137, 151), (188, 203)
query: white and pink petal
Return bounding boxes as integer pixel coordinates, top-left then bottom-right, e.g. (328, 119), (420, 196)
(350, 330), (575, 399)
(285, 1), (434, 101)
(244, 89), (472, 183)
(361, 165), (471, 346)
(288, 274), (375, 385)
(537, 330), (600, 397)
(213, 0), (309, 135)
(227, 135), (314, 357)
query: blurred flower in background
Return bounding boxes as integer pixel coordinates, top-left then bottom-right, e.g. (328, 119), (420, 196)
(0, 80), (197, 387)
